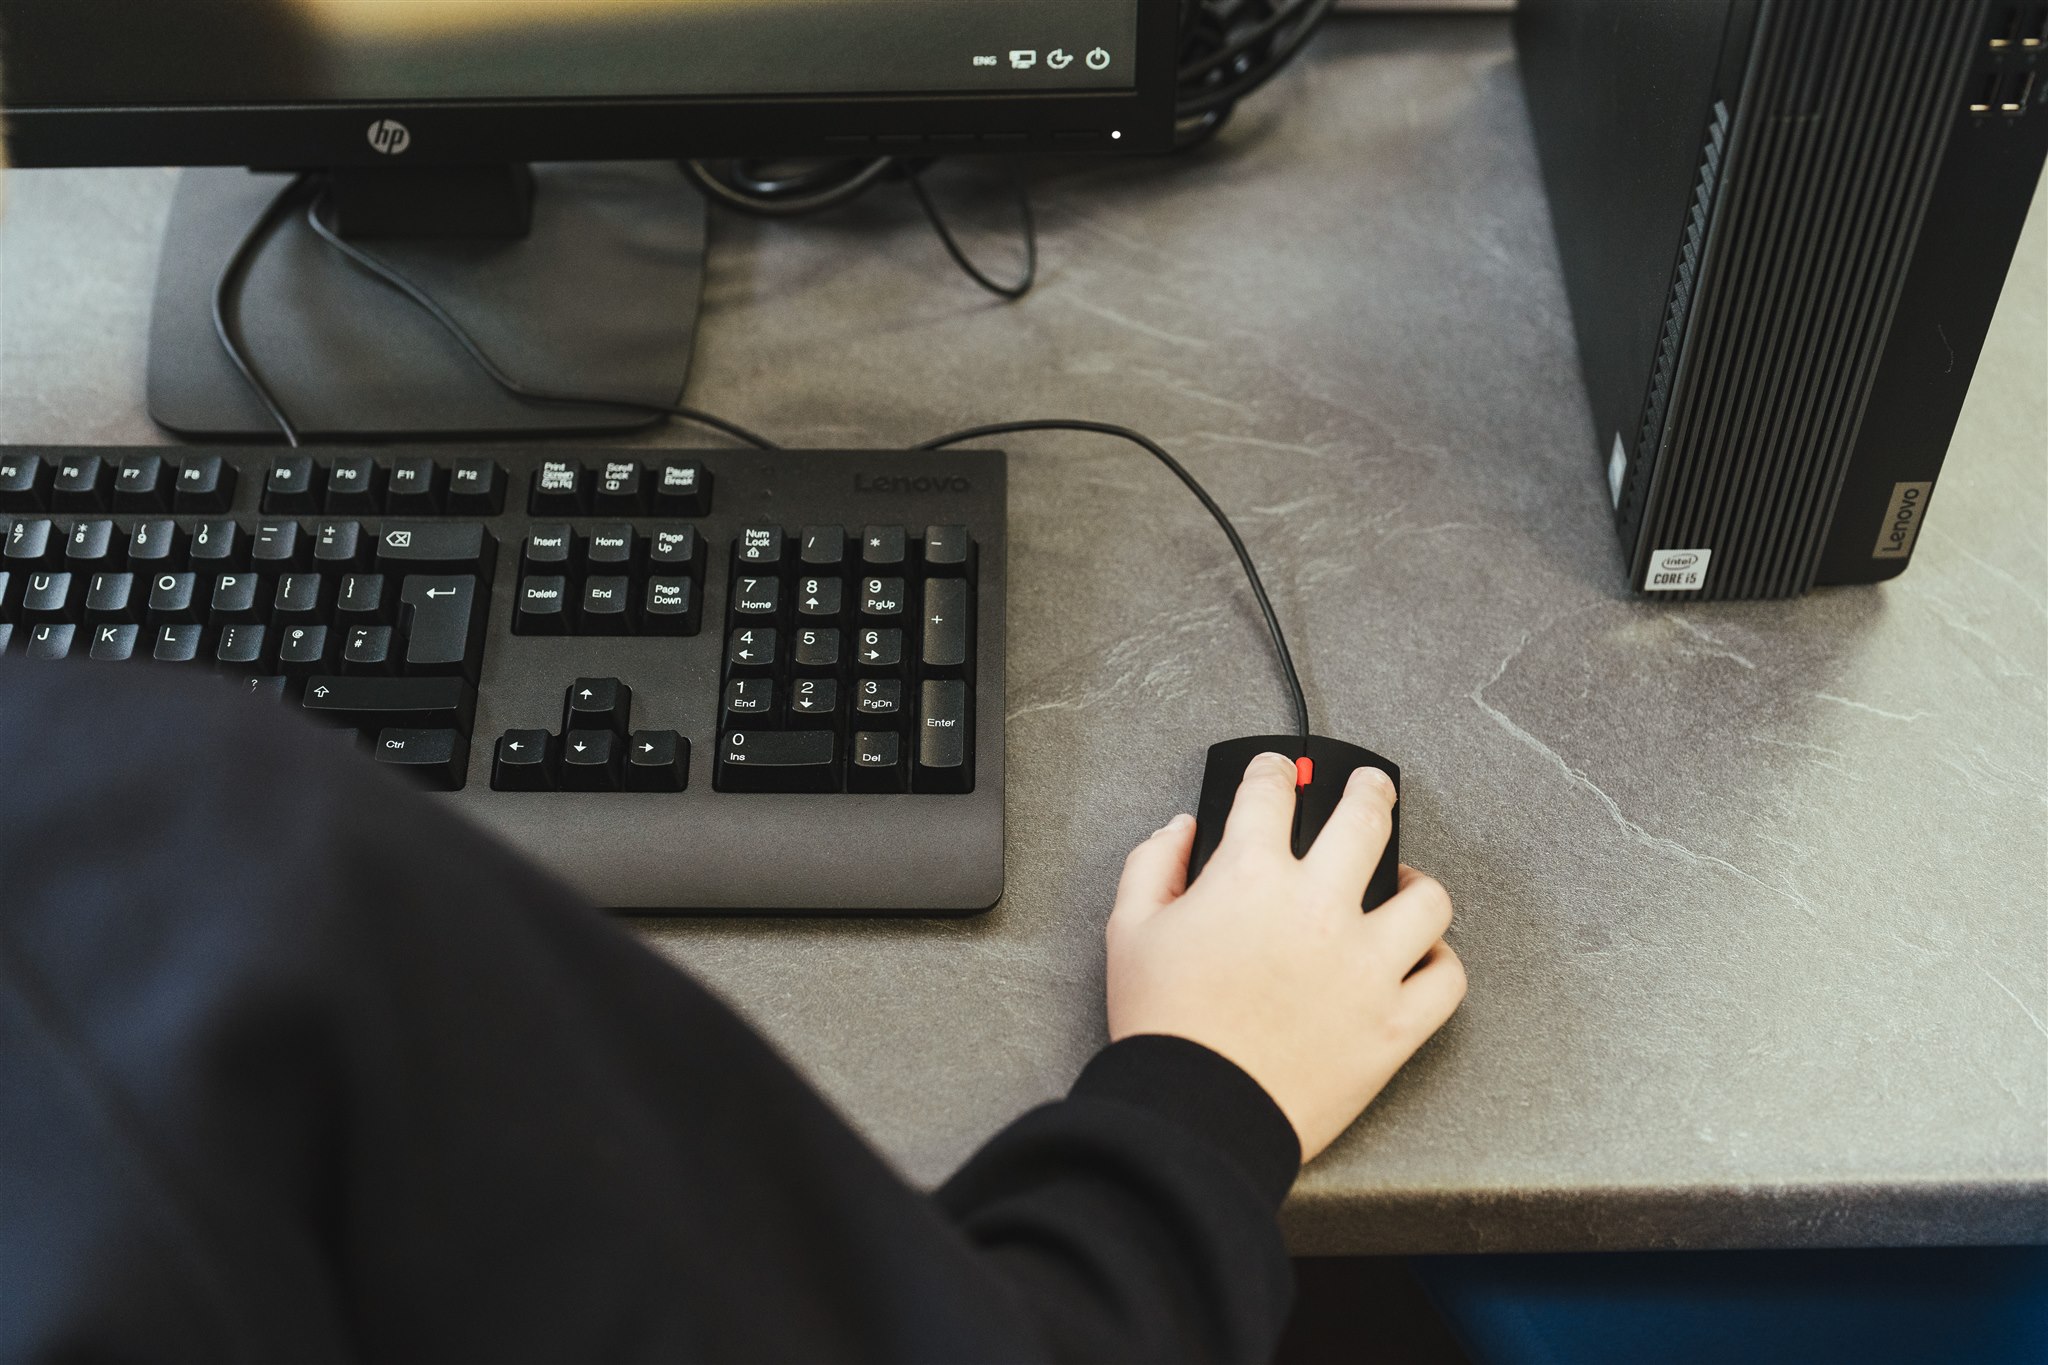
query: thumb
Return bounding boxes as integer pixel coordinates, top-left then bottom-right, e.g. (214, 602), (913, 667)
(1111, 814), (1196, 925)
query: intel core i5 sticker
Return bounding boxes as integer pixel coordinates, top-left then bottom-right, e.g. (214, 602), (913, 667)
(1645, 548), (1711, 591)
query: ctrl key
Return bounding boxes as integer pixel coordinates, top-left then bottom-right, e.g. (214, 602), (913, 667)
(373, 728), (469, 791)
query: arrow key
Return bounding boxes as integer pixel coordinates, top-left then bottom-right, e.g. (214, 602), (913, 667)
(854, 627), (903, 675)
(564, 676), (631, 734)
(560, 729), (621, 791)
(796, 576), (844, 620)
(790, 678), (839, 727)
(626, 731), (689, 791)
(725, 626), (778, 676)
(492, 729), (556, 791)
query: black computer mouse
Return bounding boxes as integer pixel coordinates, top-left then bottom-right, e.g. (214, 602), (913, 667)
(1185, 735), (1402, 910)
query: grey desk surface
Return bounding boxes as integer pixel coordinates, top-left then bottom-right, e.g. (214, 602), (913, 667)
(3, 17), (2044, 1255)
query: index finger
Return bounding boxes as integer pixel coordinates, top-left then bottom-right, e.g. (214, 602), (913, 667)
(1218, 751), (1300, 857)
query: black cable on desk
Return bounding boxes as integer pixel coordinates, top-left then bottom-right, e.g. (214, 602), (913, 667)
(916, 419), (1312, 746)
(904, 164), (1037, 302)
(301, 197), (779, 450)
(212, 174), (313, 447)
(681, 157), (896, 217)
(686, 158), (1039, 303)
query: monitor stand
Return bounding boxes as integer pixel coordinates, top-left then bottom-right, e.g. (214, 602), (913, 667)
(147, 163), (706, 441)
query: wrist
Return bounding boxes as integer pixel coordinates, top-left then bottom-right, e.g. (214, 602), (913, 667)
(1072, 1034), (1302, 1208)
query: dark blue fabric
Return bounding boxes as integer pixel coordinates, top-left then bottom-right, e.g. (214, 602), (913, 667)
(1414, 1247), (2048, 1365)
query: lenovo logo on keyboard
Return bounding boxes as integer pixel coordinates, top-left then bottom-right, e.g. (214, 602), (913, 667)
(853, 473), (974, 495)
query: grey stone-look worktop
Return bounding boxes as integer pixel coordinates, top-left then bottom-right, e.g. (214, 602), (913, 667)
(3, 18), (2043, 1253)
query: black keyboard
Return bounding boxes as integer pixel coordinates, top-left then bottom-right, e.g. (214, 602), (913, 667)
(0, 445), (1006, 914)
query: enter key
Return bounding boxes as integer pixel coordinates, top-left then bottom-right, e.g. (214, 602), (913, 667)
(915, 679), (973, 793)
(400, 575), (485, 680)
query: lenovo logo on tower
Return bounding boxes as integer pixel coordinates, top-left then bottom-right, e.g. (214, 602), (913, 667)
(1872, 481), (1932, 559)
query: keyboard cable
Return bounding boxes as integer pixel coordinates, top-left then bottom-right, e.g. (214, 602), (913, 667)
(301, 196), (780, 450)
(212, 174), (313, 448)
(205, 174), (778, 451)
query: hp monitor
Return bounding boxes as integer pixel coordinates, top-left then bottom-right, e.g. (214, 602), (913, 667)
(0, 1), (1179, 438)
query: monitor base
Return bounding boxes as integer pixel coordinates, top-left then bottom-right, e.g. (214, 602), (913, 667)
(147, 164), (706, 442)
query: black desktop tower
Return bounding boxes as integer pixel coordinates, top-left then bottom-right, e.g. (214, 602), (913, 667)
(1518, 0), (2047, 599)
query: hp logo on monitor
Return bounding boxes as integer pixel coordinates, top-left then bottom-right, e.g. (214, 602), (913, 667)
(367, 119), (412, 156)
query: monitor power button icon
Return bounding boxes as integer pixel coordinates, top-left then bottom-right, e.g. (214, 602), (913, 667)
(1085, 47), (1111, 71)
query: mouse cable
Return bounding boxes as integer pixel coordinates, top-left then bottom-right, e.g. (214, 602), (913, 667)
(685, 158), (1037, 302)
(212, 174), (314, 447)
(300, 196), (778, 451)
(916, 419), (1312, 746)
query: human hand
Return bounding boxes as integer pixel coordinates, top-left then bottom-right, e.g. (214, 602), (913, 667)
(1105, 753), (1466, 1162)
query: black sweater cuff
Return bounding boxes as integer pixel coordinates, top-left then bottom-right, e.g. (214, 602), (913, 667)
(1071, 1035), (1302, 1210)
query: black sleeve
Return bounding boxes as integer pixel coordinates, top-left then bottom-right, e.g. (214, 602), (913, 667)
(940, 1035), (1302, 1362)
(0, 665), (1298, 1365)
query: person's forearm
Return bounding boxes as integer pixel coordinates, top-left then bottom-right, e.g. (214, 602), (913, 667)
(936, 1035), (1300, 1365)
